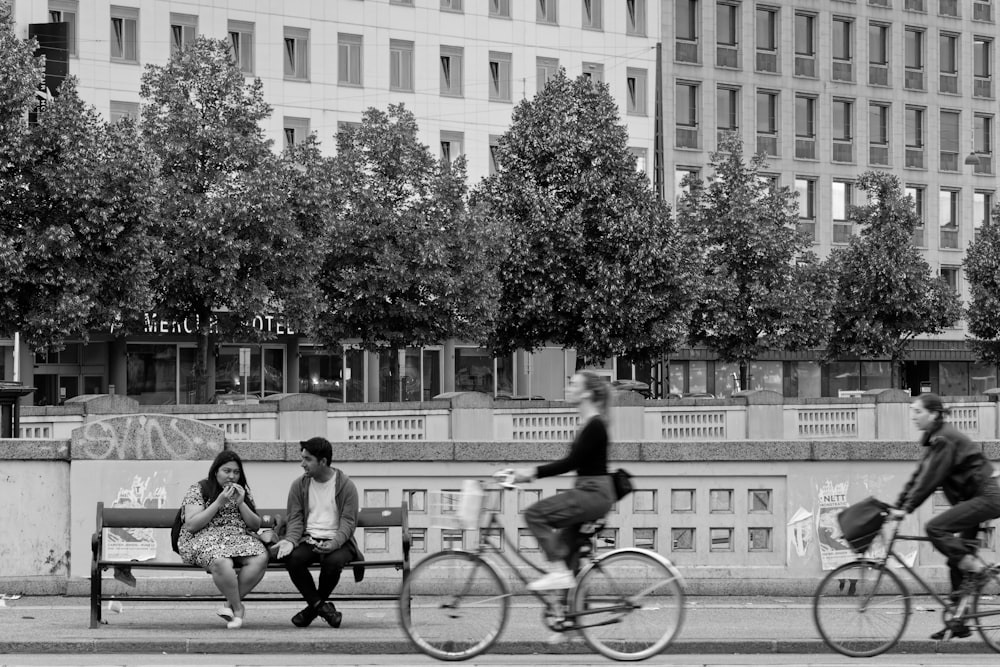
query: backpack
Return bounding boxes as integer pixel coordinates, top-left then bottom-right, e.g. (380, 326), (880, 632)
(171, 480), (209, 554)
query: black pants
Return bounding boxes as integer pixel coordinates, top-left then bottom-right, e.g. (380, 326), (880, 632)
(926, 479), (1000, 590)
(524, 475), (615, 564)
(283, 542), (354, 606)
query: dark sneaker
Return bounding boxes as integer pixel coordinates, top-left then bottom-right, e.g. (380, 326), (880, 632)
(316, 601), (342, 628)
(930, 623), (971, 640)
(291, 605), (319, 628)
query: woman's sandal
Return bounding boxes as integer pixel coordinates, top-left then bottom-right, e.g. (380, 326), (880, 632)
(216, 606), (235, 622)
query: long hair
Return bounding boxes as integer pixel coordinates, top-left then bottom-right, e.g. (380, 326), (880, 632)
(577, 370), (612, 416)
(204, 450), (256, 511)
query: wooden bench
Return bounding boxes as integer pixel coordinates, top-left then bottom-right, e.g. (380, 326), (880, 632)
(90, 502), (410, 628)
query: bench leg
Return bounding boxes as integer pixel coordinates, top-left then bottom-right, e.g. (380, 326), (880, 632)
(90, 566), (101, 629)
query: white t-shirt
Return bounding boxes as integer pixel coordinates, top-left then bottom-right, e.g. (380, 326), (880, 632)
(306, 473), (340, 540)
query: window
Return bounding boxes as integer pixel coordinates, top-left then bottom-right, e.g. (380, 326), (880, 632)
(795, 13), (816, 77)
(749, 527), (773, 552)
(627, 68), (647, 115)
(489, 0), (510, 18)
(582, 61), (604, 84)
(907, 184), (927, 245)
(717, 86), (738, 141)
(756, 89), (778, 155)
(940, 32), (959, 93)
(975, 37), (994, 97)
(676, 82), (699, 149)
(626, 0), (646, 36)
(755, 6), (778, 72)
(672, 528), (695, 551)
(832, 17), (853, 81)
(795, 95), (816, 159)
(796, 177), (817, 241)
(672, 489), (696, 512)
(869, 22), (889, 85)
(940, 266), (959, 293)
(109, 100), (139, 123)
(906, 106), (926, 168)
(710, 527), (734, 552)
(630, 147), (648, 174)
(389, 39), (414, 92)
(49, 1), (78, 57)
(488, 51), (512, 102)
(227, 20), (254, 74)
(710, 489), (733, 512)
(833, 99), (853, 162)
(939, 110), (960, 171)
(974, 190), (993, 239)
(749, 489), (772, 512)
(440, 46), (464, 96)
(283, 116), (310, 150)
(440, 131), (464, 166)
(833, 181), (854, 243)
(110, 6), (138, 63)
(675, 167), (700, 204)
(537, 56), (559, 93)
(717, 2), (739, 68)
(939, 188), (960, 250)
(537, 0), (557, 24)
(676, 0), (699, 63)
(338, 33), (362, 86)
(284, 27), (309, 80)
(391, 0), (414, 4)
(869, 103), (890, 165)
(583, 0), (603, 30)
(441, 0), (463, 11)
(489, 134), (501, 176)
(975, 114), (994, 173)
(169, 13), (196, 56)
(905, 27), (925, 89)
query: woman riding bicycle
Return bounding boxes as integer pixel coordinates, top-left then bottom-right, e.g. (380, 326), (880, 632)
(511, 370), (616, 591)
(889, 393), (1000, 638)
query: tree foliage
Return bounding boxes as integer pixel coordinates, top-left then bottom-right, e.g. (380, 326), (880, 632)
(0, 78), (160, 350)
(312, 105), (501, 358)
(140, 37), (329, 398)
(472, 71), (699, 364)
(827, 171), (961, 381)
(964, 210), (1000, 364)
(679, 133), (835, 385)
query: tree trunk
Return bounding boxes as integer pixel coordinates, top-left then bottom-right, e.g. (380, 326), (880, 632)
(738, 360), (749, 394)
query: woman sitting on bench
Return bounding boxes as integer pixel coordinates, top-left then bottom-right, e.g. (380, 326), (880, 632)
(177, 450), (270, 629)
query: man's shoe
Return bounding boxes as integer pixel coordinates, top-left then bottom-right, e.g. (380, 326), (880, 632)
(930, 623), (971, 640)
(527, 569), (575, 591)
(291, 605), (319, 628)
(316, 601), (342, 628)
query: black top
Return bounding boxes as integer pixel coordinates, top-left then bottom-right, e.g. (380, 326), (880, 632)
(896, 421), (994, 513)
(536, 417), (609, 479)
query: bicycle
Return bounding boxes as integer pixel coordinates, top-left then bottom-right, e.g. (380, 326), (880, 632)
(398, 473), (686, 661)
(812, 515), (1000, 657)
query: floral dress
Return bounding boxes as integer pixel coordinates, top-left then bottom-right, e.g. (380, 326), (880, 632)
(177, 482), (266, 569)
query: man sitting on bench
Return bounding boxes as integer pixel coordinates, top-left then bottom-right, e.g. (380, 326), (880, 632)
(272, 437), (364, 628)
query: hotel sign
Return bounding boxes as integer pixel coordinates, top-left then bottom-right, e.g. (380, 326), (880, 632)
(142, 312), (296, 335)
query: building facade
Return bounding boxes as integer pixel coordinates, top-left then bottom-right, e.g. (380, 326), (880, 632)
(1, 0), (998, 404)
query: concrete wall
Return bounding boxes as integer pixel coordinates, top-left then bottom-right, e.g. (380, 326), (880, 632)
(3, 431), (1000, 597)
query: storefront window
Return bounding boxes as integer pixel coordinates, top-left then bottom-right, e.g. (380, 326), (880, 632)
(455, 348), (512, 396)
(794, 361), (822, 398)
(861, 361), (892, 391)
(299, 346), (344, 400)
(748, 361), (782, 393)
(939, 361), (969, 396)
(712, 362), (736, 397)
(828, 361), (860, 396)
(127, 344), (178, 405)
(217, 346), (284, 398)
(345, 348), (365, 402)
(971, 362), (998, 395)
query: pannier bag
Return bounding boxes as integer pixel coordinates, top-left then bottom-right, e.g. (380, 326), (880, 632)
(837, 496), (890, 554)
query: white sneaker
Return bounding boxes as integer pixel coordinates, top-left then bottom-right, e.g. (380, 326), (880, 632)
(528, 569), (575, 591)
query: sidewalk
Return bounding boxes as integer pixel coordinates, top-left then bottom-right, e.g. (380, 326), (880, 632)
(0, 596), (995, 656)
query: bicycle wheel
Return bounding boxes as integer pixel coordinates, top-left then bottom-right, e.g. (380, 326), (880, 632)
(571, 548), (685, 661)
(973, 566), (1000, 652)
(398, 550), (509, 661)
(812, 560), (909, 657)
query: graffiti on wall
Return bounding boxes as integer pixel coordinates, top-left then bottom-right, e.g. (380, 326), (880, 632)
(817, 481), (855, 570)
(787, 506), (813, 558)
(71, 415), (224, 460)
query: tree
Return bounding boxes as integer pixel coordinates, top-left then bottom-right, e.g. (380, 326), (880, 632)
(827, 170), (961, 388)
(964, 208), (1000, 364)
(0, 76), (160, 352)
(313, 104), (502, 399)
(471, 70), (699, 365)
(140, 37), (329, 401)
(679, 133), (835, 390)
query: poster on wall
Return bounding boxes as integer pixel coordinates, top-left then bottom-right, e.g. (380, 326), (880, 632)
(103, 475), (166, 562)
(816, 481), (856, 570)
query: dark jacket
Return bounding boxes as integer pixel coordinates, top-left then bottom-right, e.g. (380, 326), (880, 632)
(896, 422), (995, 513)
